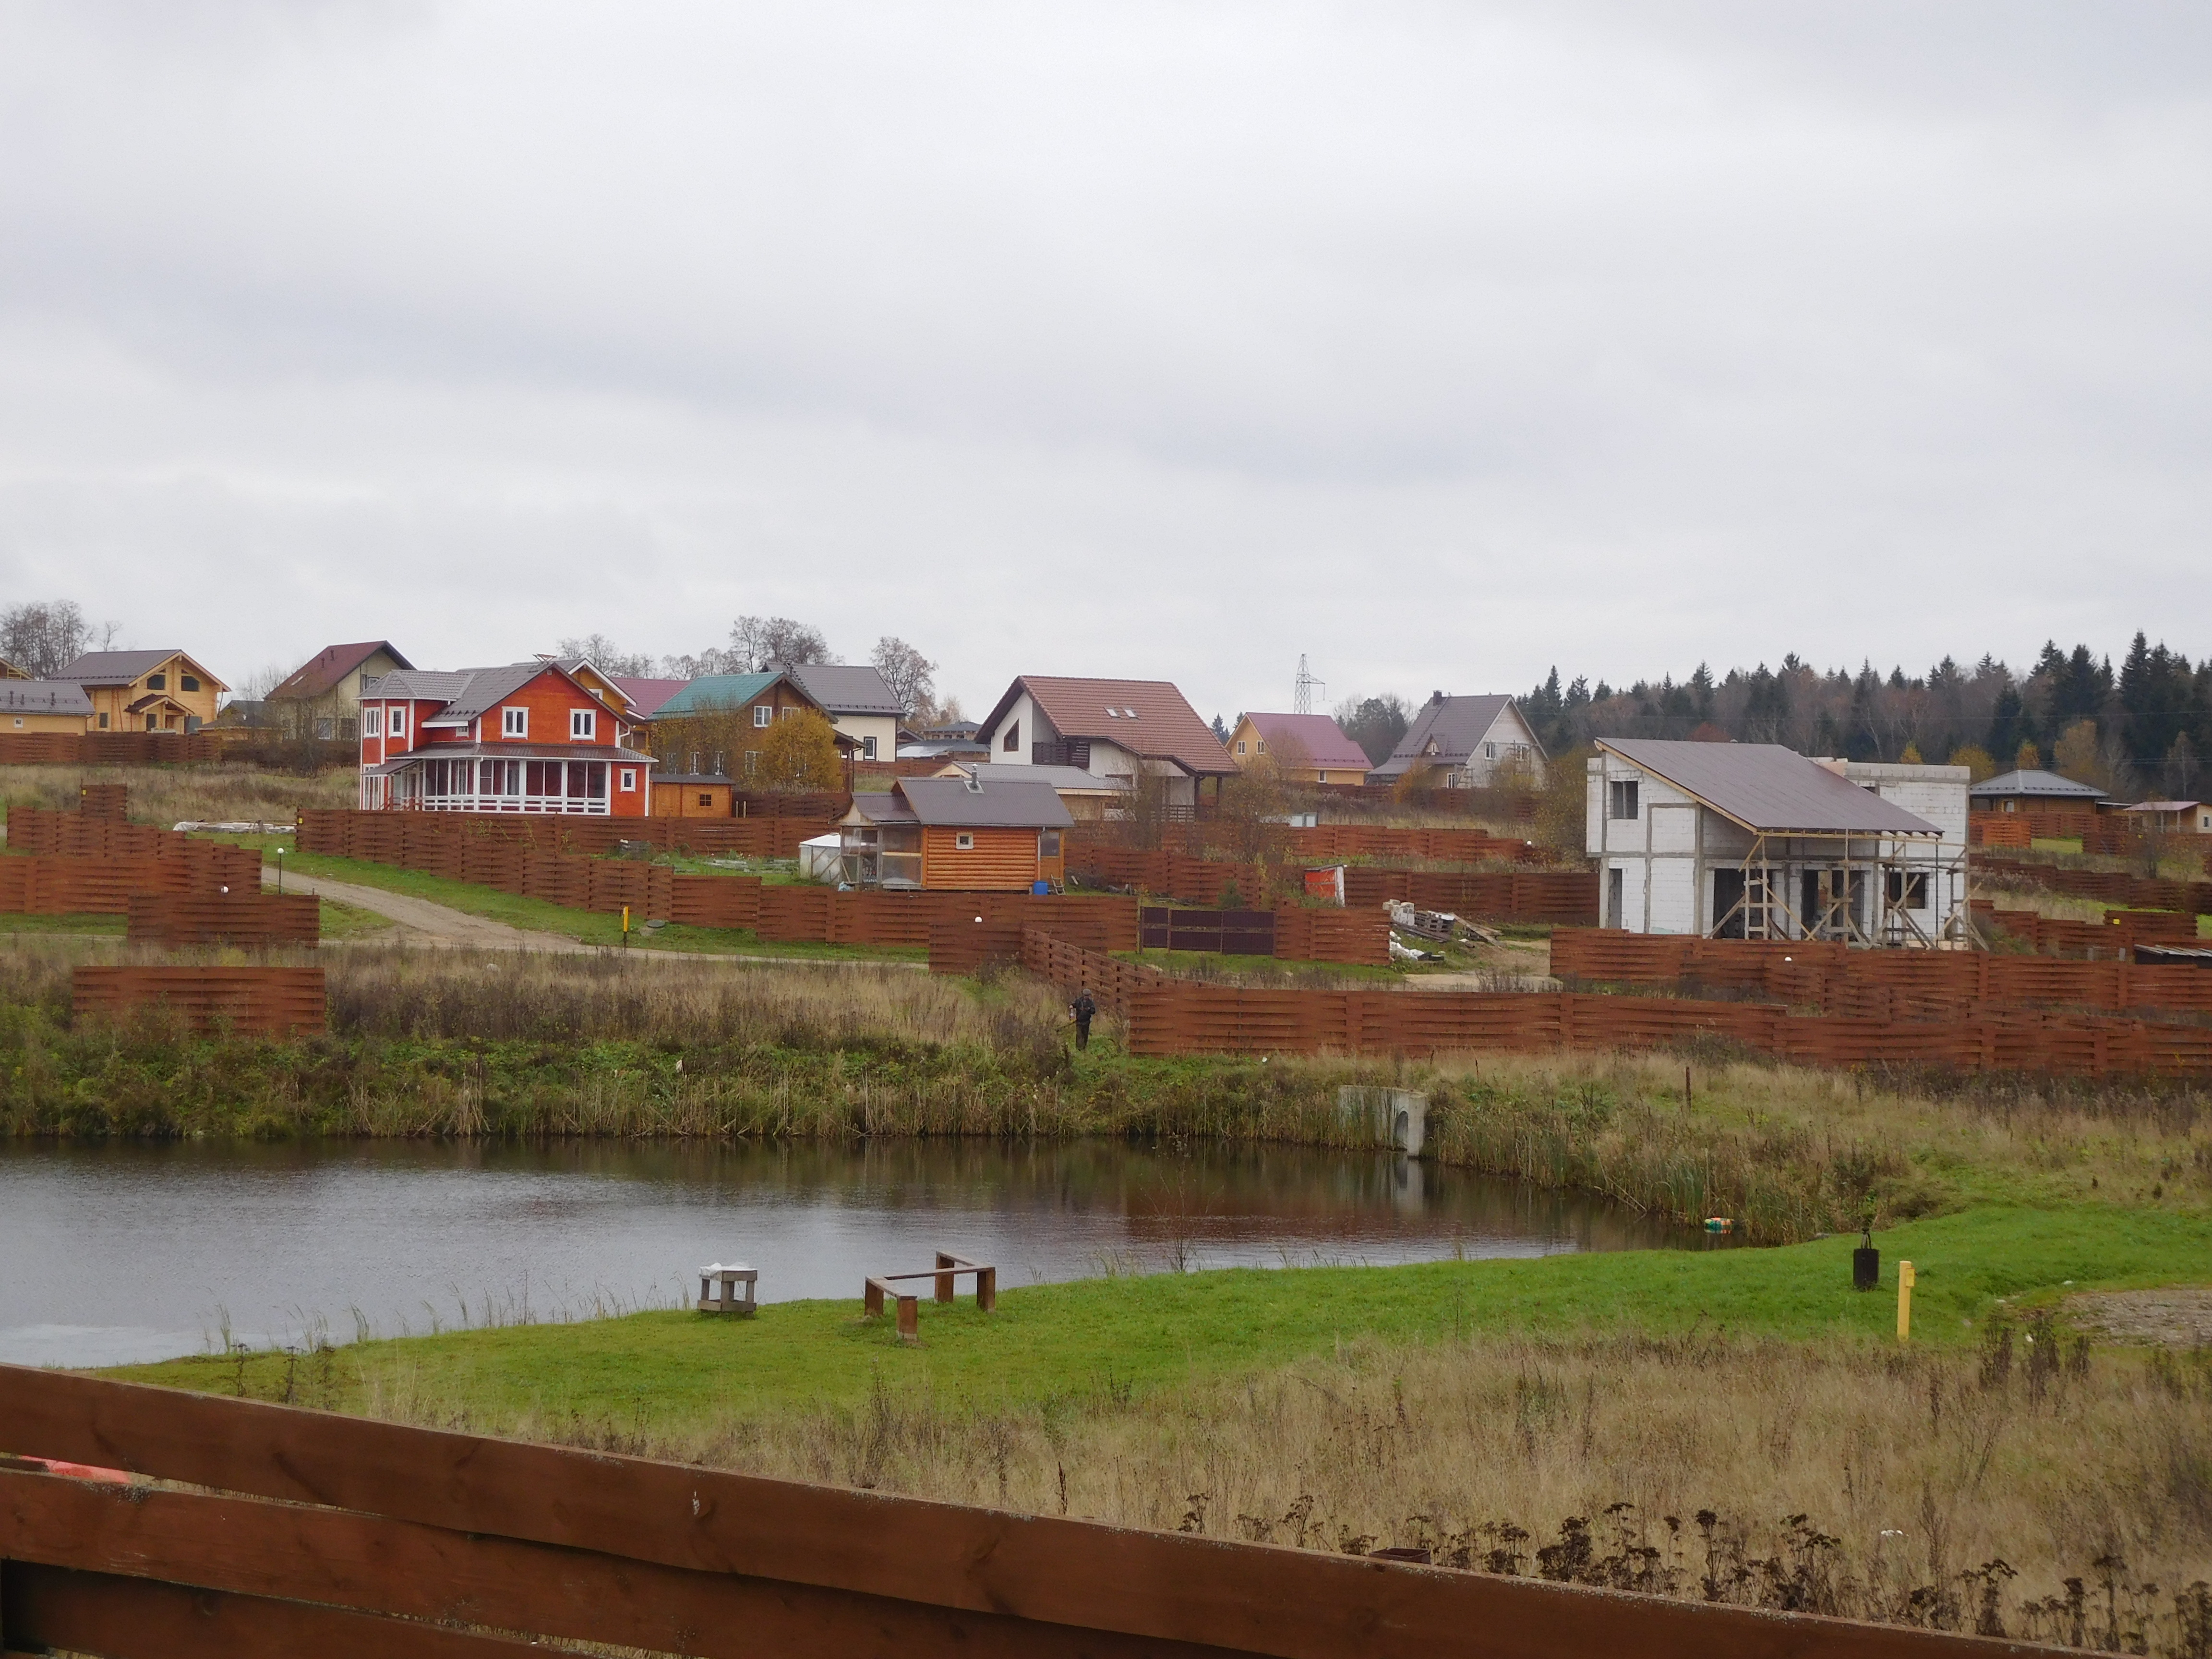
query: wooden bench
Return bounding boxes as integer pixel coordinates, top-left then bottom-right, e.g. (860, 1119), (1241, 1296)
(862, 1252), (998, 1343)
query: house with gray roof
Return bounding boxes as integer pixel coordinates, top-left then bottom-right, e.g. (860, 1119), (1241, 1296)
(1587, 739), (1968, 946)
(840, 772), (1072, 891)
(1368, 694), (1546, 788)
(1968, 769), (2109, 813)
(785, 663), (906, 764)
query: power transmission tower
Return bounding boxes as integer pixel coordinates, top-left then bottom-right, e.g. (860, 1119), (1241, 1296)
(1294, 654), (1324, 716)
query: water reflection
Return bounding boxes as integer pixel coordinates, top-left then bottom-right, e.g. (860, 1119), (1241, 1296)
(0, 1138), (1715, 1368)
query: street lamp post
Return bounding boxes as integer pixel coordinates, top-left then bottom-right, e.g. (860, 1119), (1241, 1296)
(276, 846), (287, 894)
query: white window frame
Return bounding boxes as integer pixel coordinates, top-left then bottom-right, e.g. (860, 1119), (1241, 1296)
(753, 705), (773, 729)
(862, 735), (878, 760)
(570, 708), (596, 741)
(502, 707), (528, 738)
(618, 767), (637, 792)
(955, 831), (975, 850)
(388, 705), (407, 738)
(363, 707), (381, 738)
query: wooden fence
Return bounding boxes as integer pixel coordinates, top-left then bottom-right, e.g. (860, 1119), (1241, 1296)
(71, 967), (326, 1035)
(78, 783), (129, 821)
(0, 849), (264, 915)
(125, 892), (320, 948)
(1976, 854), (2212, 917)
(298, 805), (839, 863)
(1133, 906), (1393, 966)
(0, 730), (225, 765)
(1549, 927), (2212, 1021)
(1068, 843), (1599, 927)
(1280, 824), (1552, 865)
(0, 1364), (2032, 1659)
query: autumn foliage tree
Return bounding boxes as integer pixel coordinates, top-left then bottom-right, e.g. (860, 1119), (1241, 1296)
(757, 710), (843, 792)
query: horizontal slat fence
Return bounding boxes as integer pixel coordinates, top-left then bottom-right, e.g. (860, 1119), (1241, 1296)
(1976, 854), (2212, 917)
(1551, 926), (2212, 1020)
(0, 850), (263, 915)
(1280, 824), (1552, 865)
(0, 1363), (2031, 1659)
(126, 892), (319, 948)
(0, 731), (224, 765)
(1342, 866), (1600, 925)
(72, 967), (326, 1035)
(77, 783), (129, 821)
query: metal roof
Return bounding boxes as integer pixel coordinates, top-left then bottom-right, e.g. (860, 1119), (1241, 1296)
(652, 673), (788, 715)
(896, 775), (1073, 829)
(978, 676), (1236, 776)
(54, 649), (227, 690)
(1234, 712), (1372, 771)
(609, 676), (690, 717)
(1970, 769), (2107, 801)
(785, 663), (904, 717)
(0, 681), (92, 715)
(1600, 739), (1943, 836)
(1370, 695), (1533, 779)
(268, 642), (413, 702)
(945, 761), (1127, 793)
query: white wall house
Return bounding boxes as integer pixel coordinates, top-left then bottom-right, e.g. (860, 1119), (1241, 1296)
(975, 675), (1237, 811)
(1587, 740), (1969, 945)
(1369, 695), (1547, 789)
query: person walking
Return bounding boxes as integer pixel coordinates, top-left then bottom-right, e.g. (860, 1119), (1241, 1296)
(1069, 987), (1097, 1051)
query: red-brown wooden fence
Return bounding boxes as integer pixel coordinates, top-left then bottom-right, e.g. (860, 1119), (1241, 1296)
(71, 967), (326, 1035)
(0, 1363), (2035, 1659)
(125, 892), (319, 948)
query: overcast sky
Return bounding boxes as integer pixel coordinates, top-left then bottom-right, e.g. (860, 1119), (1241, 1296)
(1, 1), (2207, 719)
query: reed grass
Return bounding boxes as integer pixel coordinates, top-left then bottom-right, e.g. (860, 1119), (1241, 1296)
(0, 762), (355, 829)
(327, 1320), (2212, 1653)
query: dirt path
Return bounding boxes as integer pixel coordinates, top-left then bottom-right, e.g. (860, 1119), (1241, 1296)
(2066, 1287), (2212, 1347)
(264, 869), (592, 953)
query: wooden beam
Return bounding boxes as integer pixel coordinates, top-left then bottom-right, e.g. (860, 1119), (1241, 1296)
(0, 1366), (2047, 1659)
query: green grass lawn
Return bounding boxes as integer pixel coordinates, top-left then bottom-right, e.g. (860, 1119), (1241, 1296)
(110, 1204), (2212, 1420)
(0, 911), (125, 936)
(276, 851), (924, 962)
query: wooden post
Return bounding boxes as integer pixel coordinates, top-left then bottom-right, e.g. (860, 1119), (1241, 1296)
(896, 1294), (919, 1343)
(933, 1253), (956, 1305)
(976, 1266), (997, 1312)
(1897, 1260), (1914, 1343)
(864, 1278), (885, 1318)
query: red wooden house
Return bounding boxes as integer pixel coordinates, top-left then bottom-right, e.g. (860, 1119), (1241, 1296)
(358, 662), (655, 816)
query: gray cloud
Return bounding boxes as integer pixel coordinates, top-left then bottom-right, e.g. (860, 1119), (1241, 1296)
(0, 0), (2206, 719)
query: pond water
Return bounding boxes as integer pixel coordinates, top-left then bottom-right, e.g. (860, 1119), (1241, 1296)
(0, 1139), (1717, 1368)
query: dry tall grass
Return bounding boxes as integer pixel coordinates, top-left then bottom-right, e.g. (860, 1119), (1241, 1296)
(368, 1326), (2212, 1653)
(0, 762), (355, 828)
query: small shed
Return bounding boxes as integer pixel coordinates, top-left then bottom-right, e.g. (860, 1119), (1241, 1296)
(2120, 800), (2212, 834)
(1969, 769), (2109, 814)
(840, 775), (1073, 891)
(651, 773), (734, 818)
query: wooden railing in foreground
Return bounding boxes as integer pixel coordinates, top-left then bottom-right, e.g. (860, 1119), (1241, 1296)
(0, 1363), (2036, 1659)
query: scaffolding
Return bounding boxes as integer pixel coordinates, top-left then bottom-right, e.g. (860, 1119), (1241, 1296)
(1711, 831), (1978, 950)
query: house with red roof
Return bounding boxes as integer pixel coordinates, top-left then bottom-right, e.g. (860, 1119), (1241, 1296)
(975, 676), (1237, 813)
(1224, 712), (1371, 786)
(266, 641), (414, 741)
(358, 661), (655, 816)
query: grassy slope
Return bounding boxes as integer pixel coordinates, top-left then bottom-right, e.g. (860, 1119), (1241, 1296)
(114, 1204), (2212, 1419)
(277, 851), (924, 962)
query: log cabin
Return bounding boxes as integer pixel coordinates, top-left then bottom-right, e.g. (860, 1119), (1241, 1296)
(840, 775), (1072, 891)
(54, 650), (228, 733)
(358, 661), (655, 815)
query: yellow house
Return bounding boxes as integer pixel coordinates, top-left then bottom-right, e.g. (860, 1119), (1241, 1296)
(1226, 712), (1375, 786)
(0, 680), (93, 733)
(56, 649), (228, 733)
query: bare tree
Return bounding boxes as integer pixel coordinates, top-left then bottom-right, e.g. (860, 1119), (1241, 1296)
(555, 635), (657, 675)
(869, 636), (938, 719)
(730, 615), (830, 672)
(660, 647), (738, 677)
(0, 601), (97, 678)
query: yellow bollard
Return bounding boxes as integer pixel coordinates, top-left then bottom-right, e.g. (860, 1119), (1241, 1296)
(1897, 1259), (1914, 1343)
(622, 904), (631, 947)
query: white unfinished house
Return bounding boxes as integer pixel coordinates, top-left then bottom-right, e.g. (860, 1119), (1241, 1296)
(1587, 740), (1970, 946)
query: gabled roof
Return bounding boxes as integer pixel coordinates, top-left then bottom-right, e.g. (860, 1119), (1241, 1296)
(54, 649), (228, 691)
(269, 642), (412, 702)
(785, 663), (904, 717)
(1600, 739), (1942, 836)
(1370, 694), (1531, 779)
(980, 675), (1236, 776)
(2121, 799), (2205, 813)
(1970, 769), (2107, 802)
(360, 662), (613, 726)
(894, 775), (1073, 829)
(934, 761), (1127, 794)
(0, 681), (92, 715)
(1233, 712), (1370, 771)
(610, 676), (689, 717)
(652, 673), (816, 717)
